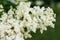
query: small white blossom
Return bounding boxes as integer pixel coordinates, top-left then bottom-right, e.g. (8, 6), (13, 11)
(0, 5), (4, 12)
(35, 1), (44, 6)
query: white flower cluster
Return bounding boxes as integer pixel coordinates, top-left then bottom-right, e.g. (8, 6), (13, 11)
(0, 2), (56, 40)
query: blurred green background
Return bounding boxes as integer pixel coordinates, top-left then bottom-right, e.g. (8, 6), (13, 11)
(0, 0), (60, 40)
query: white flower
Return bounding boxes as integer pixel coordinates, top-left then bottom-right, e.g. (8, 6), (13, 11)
(35, 1), (44, 6)
(24, 32), (32, 39)
(0, 5), (4, 12)
(16, 34), (24, 40)
(6, 36), (12, 40)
